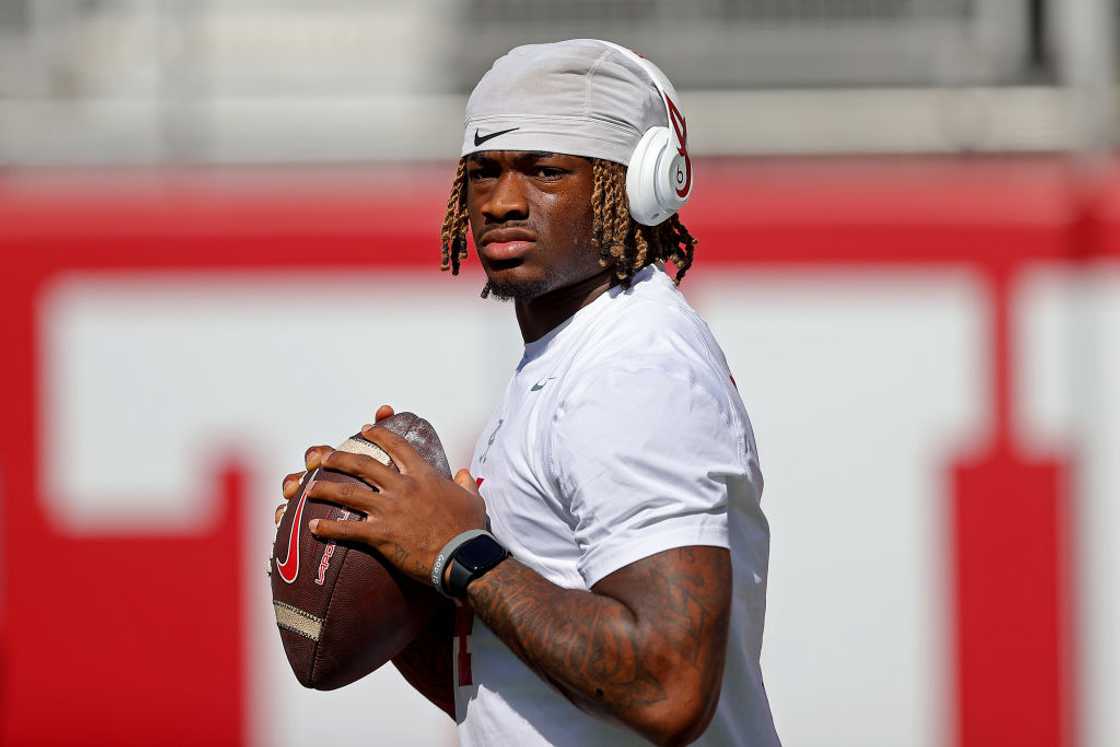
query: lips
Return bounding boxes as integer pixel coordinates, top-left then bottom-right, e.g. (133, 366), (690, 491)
(481, 228), (536, 262)
(482, 240), (535, 262)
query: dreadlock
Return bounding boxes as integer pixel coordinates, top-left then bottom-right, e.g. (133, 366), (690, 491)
(439, 158), (471, 276)
(438, 157), (696, 296)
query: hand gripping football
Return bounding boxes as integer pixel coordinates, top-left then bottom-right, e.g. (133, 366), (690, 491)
(271, 412), (452, 690)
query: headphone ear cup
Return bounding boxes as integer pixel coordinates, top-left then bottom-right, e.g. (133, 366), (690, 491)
(625, 126), (674, 226)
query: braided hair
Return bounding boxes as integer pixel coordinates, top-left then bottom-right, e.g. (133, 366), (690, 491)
(439, 157), (696, 295)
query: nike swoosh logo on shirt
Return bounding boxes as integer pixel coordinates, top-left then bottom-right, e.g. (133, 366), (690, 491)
(275, 471), (317, 584)
(474, 127), (520, 146)
(530, 377), (557, 391)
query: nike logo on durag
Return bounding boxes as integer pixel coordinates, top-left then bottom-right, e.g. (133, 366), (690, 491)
(474, 127), (520, 146)
(275, 470), (318, 584)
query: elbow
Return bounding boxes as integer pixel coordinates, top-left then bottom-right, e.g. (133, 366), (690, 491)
(638, 679), (722, 747)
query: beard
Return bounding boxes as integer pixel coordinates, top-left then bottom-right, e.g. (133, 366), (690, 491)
(481, 264), (562, 301)
(484, 278), (546, 301)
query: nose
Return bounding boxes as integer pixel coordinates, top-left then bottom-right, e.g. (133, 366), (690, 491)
(481, 170), (529, 223)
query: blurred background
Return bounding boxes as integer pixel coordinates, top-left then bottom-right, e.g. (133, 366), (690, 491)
(1, 1), (1118, 746)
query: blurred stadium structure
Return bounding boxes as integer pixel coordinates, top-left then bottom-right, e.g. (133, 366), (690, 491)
(0, 0), (1105, 162)
(2, 2), (1120, 747)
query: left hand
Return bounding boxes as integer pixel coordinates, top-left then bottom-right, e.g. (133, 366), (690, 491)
(300, 420), (487, 588)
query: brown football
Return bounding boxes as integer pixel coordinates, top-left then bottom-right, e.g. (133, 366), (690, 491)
(271, 412), (451, 690)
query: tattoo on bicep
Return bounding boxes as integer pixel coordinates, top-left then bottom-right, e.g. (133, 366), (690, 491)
(468, 548), (730, 719)
(637, 548), (727, 669)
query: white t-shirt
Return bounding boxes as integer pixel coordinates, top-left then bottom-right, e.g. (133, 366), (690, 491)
(455, 264), (780, 746)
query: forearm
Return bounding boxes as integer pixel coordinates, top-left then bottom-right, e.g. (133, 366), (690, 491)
(466, 558), (685, 743)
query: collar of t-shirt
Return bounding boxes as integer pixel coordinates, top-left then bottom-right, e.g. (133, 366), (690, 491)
(518, 263), (661, 370)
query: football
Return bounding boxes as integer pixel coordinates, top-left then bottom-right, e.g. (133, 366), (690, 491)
(271, 412), (452, 690)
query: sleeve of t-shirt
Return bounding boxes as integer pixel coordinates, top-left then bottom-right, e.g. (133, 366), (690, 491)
(550, 358), (750, 587)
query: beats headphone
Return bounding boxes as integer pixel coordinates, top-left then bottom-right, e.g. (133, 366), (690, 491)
(599, 41), (694, 227)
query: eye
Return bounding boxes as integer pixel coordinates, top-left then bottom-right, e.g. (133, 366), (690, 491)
(467, 164), (498, 182)
(533, 166), (567, 180)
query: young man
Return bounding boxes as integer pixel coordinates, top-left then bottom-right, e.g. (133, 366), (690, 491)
(280, 39), (780, 746)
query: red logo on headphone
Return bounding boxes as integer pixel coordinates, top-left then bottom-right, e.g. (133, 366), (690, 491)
(665, 94), (692, 199)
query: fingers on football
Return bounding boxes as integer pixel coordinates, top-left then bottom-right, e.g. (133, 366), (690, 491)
(282, 471), (305, 499)
(274, 502), (287, 528)
(319, 449), (398, 492)
(360, 425), (421, 473)
(374, 404), (394, 422)
(455, 468), (480, 496)
(308, 517), (374, 544)
(304, 445), (333, 471)
(305, 475), (384, 517)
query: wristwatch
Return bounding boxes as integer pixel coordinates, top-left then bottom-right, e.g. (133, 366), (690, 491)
(443, 531), (510, 599)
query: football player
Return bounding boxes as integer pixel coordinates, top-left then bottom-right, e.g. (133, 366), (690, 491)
(280, 39), (780, 746)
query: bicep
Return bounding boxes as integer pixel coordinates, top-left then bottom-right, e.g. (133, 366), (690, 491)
(592, 545), (732, 673)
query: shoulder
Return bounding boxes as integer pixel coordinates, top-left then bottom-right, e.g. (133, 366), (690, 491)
(554, 336), (739, 452)
(549, 269), (755, 463)
(564, 272), (731, 406)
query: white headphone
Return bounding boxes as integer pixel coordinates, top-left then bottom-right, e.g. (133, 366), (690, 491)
(599, 41), (694, 227)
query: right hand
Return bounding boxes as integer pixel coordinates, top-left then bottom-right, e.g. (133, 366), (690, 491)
(273, 403), (396, 528)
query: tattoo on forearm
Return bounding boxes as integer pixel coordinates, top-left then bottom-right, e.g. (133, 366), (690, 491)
(467, 547), (730, 730)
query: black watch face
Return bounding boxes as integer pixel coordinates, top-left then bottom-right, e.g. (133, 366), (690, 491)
(456, 535), (507, 573)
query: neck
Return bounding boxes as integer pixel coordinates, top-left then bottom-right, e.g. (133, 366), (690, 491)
(515, 269), (613, 343)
